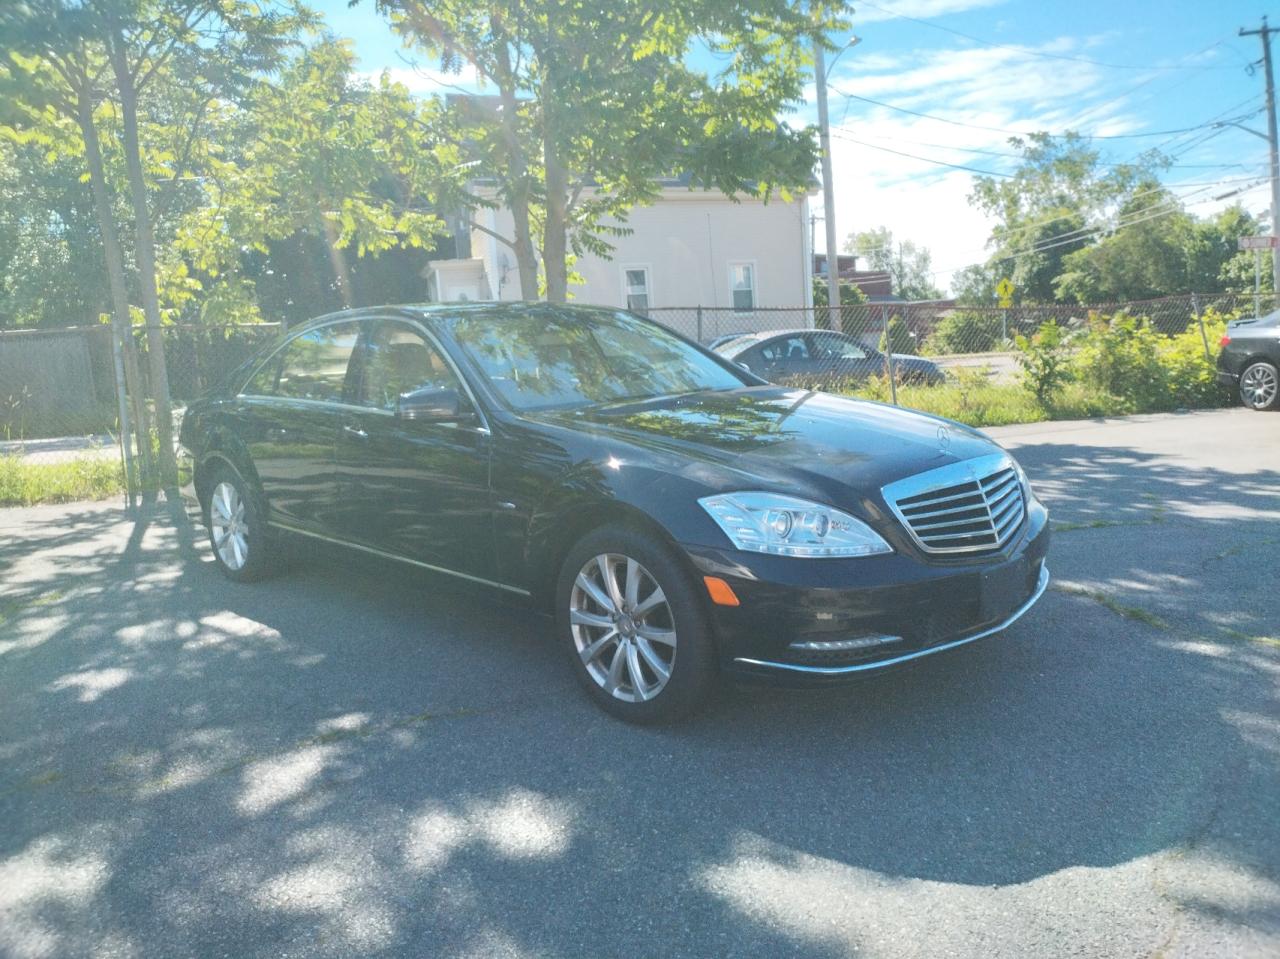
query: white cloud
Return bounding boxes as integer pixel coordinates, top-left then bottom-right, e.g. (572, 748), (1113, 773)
(357, 63), (482, 96)
(855, 0), (1009, 26)
(813, 37), (1167, 289)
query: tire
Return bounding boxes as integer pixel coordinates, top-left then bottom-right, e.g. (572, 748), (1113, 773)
(1239, 360), (1280, 411)
(556, 523), (717, 724)
(204, 464), (278, 582)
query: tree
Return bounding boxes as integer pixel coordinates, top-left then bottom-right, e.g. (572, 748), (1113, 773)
(950, 263), (997, 305)
(3, 0), (308, 485)
(969, 133), (1165, 303)
(1054, 195), (1266, 304)
(178, 40), (462, 316)
(369, 0), (847, 301)
(845, 226), (943, 301)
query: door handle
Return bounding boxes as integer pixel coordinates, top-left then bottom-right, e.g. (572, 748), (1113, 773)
(343, 425), (369, 440)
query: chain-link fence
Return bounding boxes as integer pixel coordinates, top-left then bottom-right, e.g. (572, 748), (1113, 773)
(650, 292), (1276, 392)
(1, 323), (284, 485)
(1, 291), (1272, 493)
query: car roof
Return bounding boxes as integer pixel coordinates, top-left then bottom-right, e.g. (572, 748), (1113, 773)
(718, 328), (855, 355)
(291, 301), (639, 333)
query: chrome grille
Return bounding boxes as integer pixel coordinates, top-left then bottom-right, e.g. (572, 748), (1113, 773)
(882, 454), (1027, 555)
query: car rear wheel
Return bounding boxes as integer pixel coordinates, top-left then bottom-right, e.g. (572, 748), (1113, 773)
(556, 524), (716, 724)
(1240, 360), (1279, 411)
(206, 466), (277, 582)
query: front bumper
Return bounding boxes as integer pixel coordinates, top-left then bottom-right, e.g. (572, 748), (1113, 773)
(683, 500), (1051, 684)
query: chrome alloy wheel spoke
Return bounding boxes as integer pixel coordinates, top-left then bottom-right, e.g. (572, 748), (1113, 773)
(569, 552), (677, 703)
(210, 481), (248, 571)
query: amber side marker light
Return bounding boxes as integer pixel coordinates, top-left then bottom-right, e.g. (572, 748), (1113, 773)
(703, 576), (741, 607)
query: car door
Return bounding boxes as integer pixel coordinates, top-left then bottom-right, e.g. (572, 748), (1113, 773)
(333, 317), (494, 579)
(239, 320), (361, 531)
(750, 335), (812, 381)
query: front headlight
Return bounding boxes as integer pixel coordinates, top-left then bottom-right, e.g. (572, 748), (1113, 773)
(698, 492), (893, 558)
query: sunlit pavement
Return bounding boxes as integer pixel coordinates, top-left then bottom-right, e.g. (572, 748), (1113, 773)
(1, 408), (1277, 958)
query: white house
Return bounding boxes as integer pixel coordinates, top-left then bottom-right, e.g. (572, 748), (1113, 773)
(425, 178), (816, 335)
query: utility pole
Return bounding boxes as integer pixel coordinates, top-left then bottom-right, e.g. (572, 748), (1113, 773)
(1241, 16), (1280, 292)
(813, 36), (842, 329)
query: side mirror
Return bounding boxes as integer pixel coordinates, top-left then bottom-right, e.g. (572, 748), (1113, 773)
(396, 387), (471, 423)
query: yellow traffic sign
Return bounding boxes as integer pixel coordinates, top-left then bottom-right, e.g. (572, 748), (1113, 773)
(996, 277), (1014, 307)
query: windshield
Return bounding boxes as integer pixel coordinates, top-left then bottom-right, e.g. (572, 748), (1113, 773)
(715, 336), (757, 357)
(445, 308), (750, 411)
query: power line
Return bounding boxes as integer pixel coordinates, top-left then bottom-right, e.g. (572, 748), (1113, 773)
(934, 182), (1270, 280)
(843, 168), (1268, 262)
(832, 88), (1263, 141)
(856, 0), (1240, 72)
(846, 128), (1255, 171)
(826, 131), (1016, 177)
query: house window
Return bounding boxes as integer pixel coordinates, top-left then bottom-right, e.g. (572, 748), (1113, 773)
(730, 262), (756, 312)
(623, 267), (651, 315)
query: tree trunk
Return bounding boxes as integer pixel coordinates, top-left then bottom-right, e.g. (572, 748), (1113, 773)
(493, 38), (540, 299)
(77, 81), (153, 488)
(540, 96), (569, 303)
(110, 36), (177, 487)
(318, 215), (354, 308)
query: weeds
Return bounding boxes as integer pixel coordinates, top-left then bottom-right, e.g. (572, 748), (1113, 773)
(0, 454), (124, 507)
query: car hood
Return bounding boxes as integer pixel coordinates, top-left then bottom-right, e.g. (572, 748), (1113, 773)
(528, 387), (999, 504)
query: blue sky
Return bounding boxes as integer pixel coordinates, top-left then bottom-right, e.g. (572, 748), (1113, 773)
(312, 0), (1276, 292)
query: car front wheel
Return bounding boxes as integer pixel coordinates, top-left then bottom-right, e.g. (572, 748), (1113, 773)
(556, 524), (716, 724)
(1239, 360), (1279, 411)
(206, 466), (277, 582)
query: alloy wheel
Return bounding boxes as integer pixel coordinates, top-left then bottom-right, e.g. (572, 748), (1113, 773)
(1240, 363), (1278, 410)
(569, 553), (677, 703)
(210, 481), (248, 571)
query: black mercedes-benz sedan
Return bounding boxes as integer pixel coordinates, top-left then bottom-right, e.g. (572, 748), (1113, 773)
(1217, 310), (1280, 411)
(178, 304), (1049, 723)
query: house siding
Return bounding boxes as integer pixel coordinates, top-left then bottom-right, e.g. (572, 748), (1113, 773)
(470, 190), (814, 316)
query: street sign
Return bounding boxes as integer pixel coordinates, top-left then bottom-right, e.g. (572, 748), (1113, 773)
(996, 277), (1014, 308)
(1238, 235), (1280, 250)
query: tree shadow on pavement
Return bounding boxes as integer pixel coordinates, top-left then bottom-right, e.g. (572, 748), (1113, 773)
(0, 441), (1277, 957)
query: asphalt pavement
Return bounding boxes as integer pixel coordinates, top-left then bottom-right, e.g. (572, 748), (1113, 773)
(1, 408), (1277, 958)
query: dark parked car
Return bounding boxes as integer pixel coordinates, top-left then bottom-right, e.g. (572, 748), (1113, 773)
(716, 329), (946, 386)
(178, 304), (1049, 723)
(1217, 310), (1280, 410)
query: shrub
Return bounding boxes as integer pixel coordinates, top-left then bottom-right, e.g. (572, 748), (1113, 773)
(879, 315), (916, 355)
(1071, 311), (1167, 411)
(921, 310), (1005, 355)
(1157, 310), (1230, 409)
(1015, 319), (1071, 409)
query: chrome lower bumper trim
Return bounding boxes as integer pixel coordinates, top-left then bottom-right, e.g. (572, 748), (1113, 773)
(734, 564), (1050, 676)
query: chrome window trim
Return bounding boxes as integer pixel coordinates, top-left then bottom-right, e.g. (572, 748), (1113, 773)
(734, 564), (1049, 676)
(267, 519), (530, 596)
(881, 452), (1025, 555)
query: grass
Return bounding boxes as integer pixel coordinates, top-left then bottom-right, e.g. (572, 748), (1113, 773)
(0, 454), (125, 507)
(840, 376), (1129, 429)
